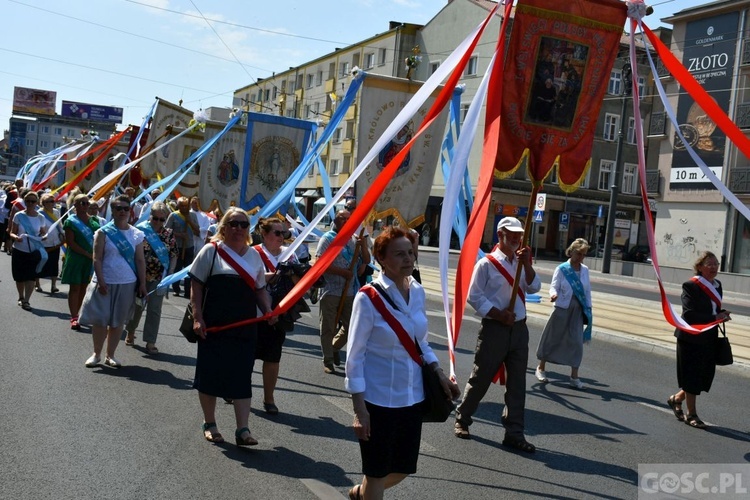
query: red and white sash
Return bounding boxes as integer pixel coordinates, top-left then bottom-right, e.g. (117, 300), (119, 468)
(690, 275), (722, 315)
(253, 244), (277, 273)
(215, 242), (257, 290)
(360, 285), (423, 367)
(486, 254), (525, 304)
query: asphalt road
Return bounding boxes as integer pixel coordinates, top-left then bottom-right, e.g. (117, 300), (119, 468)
(1, 253), (749, 499)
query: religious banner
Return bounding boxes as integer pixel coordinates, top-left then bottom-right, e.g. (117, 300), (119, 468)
(198, 119), (247, 212)
(496, 0), (626, 188)
(140, 98), (204, 195)
(236, 113), (316, 212)
(669, 12), (739, 189)
(356, 74), (448, 227)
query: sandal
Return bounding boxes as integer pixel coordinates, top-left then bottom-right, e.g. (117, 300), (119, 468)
(21, 301), (31, 311)
(685, 414), (707, 429)
(502, 436), (536, 453)
(202, 422), (224, 443)
(125, 334), (135, 346)
(235, 427), (258, 446)
(70, 317), (80, 331)
(263, 402), (279, 415)
(454, 421), (471, 439)
(146, 344), (159, 355)
(51, 287), (60, 294)
(667, 395), (685, 421)
(348, 484), (362, 500)
(34, 285), (43, 292)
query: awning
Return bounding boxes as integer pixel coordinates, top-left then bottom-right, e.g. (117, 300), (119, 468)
(302, 189), (318, 197)
(313, 197), (345, 209)
(294, 196), (304, 206)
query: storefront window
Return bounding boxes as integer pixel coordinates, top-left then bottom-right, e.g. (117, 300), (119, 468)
(732, 216), (750, 274)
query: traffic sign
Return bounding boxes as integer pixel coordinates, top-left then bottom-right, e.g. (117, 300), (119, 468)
(560, 223), (569, 231)
(533, 210), (543, 223)
(559, 212), (569, 225)
(535, 193), (547, 211)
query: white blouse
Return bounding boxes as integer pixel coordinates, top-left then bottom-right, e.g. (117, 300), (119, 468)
(345, 274), (439, 408)
(549, 262), (592, 309)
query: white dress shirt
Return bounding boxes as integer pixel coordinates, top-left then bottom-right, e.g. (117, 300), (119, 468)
(345, 274), (439, 408)
(468, 248), (541, 320)
(549, 262), (591, 309)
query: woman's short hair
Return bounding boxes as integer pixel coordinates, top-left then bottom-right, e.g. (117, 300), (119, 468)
(111, 194), (131, 207)
(212, 207), (251, 244)
(566, 238), (590, 257)
(23, 190), (38, 202)
(693, 250), (718, 273)
(373, 226), (415, 265)
(150, 201), (168, 217)
(40, 193), (55, 204)
(257, 217), (282, 233)
(71, 194), (89, 208)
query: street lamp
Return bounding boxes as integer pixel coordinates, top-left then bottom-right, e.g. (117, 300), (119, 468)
(602, 62), (632, 274)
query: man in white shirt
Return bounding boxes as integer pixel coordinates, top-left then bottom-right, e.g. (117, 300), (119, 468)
(454, 217), (541, 452)
(189, 196), (210, 251)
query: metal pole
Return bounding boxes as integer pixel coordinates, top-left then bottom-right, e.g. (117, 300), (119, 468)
(602, 64), (632, 274)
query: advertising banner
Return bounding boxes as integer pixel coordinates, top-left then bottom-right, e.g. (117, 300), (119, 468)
(355, 75), (448, 227)
(670, 12), (739, 189)
(13, 87), (56, 116)
(61, 100), (123, 124)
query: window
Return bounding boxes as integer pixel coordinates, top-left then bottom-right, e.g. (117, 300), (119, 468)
(264, 89), (270, 101)
(460, 103), (470, 125)
(316, 70), (323, 86)
(598, 160), (614, 190)
(603, 113), (619, 141)
(306, 74), (314, 88)
(67, 128), (75, 136)
(340, 61), (350, 77)
(286, 109), (295, 118)
(308, 163), (315, 177)
(329, 159), (340, 175)
(379, 48), (387, 65)
(345, 121), (355, 139)
(288, 81), (296, 92)
(304, 104), (312, 118)
(430, 62), (440, 75)
(333, 128), (343, 143)
(27, 124), (36, 133)
(272, 88), (278, 100)
(313, 102), (320, 115)
(549, 168), (592, 189)
(622, 163), (638, 194)
(52, 141), (61, 148)
(343, 155), (351, 174)
(26, 139), (35, 147)
(54, 127), (62, 135)
(328, 62), (336, 80)
(637, 76), (646, 100)
(40, 140), (49, 149)
(41, 126), (50, 134)
(364, 53), (375, 69)
(608, 69), (622, 95)
(465, 56), (478, 76)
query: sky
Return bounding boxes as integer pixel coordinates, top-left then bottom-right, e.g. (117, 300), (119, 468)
(1, 0), (708, 132)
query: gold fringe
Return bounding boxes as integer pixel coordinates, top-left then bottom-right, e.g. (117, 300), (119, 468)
(517, 4), (624, 33)
(557, 158), (593, 193)
(369, 207), (425, 229)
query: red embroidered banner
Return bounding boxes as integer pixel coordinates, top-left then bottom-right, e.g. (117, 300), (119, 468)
(496, 0), (626, 188)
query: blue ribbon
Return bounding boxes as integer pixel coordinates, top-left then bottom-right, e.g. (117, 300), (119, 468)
(16, 213), (48, 273)
(100, 222), (137, 277)
(136, 221), (170, 274)
(559, 261), (593, 342)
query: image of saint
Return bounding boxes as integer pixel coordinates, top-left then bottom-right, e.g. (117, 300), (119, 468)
(378, 123), (412, 176)
(217, 149), (239, 186)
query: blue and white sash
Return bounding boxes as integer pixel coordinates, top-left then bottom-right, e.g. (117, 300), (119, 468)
(100, 222), (137, 276)
(68, 215), (95, 253)
(559, 261), (592, 342)
(41, 209), (65, 244)
(136, 221), (170, 276)
(17, 212), (48, 273)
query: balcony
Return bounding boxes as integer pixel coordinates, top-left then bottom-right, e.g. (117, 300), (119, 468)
(648, 112), (666, 136)
(345, 103), (357, 121)
(729, 167), (750, 194)
(737, 102), (750, 129)
(341, 139), (354, 155)
(325, 78), (335, 93)
(645, 170), (661, 194)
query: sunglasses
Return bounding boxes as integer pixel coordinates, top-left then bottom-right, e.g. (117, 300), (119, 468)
(227, 220), (250, 229)
(43, 200), (54, 204)
(112, 205), (130, 212)
(26, 199), (38, 203)
(151, 216), (166, 222)
(77, 201), (90, 206)
(270, 229), (290, 238)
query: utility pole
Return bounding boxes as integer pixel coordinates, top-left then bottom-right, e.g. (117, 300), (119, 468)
(602, 63), (632, 274)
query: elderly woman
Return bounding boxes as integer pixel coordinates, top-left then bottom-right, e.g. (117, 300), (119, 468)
(667, 251), (730, 429)
(37, 193), (64, 294)
(190, 207), (275, 446)
(345, 227), (459, 500)
(124, 201), (178, 354)
(253, 217), (303, 415)
(8, 190), (48, 311)
(79, 195), (147, 368)
(535, 238), (593, 389)
(61, 194), (101, 330)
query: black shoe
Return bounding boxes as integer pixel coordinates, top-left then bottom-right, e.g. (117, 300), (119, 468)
(323, 363), (335, 374)
(333, 351), (341, 367)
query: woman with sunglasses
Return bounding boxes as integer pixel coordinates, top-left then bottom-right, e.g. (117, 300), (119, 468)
(60, 193), (101, 330)
(8, 190), (48, 311)
(79, 195), (147, 368)
(125, 201), (178, 354)
(253, 217), (301, 415)
(189, 208), (275, 446)
(36, 193), (64, 294)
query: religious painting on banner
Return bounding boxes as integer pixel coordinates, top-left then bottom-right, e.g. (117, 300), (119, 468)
(669, 12), (739, 190)
(140, 98), (204, 195)
(237, 112), (316, 213)
(356, 74), (448, 227)
(496, 0), (626, 189)
(198, 120), (247, 212)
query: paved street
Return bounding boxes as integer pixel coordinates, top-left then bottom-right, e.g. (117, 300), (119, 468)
(1, 251), (749, 499)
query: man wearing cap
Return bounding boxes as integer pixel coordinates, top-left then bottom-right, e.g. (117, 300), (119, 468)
(454, 216), (540, 452)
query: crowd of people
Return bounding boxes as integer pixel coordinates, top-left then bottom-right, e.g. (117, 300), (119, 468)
(1, 178), (735, 498)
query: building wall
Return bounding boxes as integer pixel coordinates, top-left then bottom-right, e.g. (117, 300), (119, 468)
(654, 202), (727, 267)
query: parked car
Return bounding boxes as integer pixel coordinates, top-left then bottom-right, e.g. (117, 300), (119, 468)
(623, 245), (650, 263)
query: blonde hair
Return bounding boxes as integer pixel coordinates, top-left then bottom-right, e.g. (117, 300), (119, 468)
(566, 238), (590, 257)
(211, 207), (251, 244)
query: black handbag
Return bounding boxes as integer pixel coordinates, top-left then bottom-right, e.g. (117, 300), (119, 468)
(715, 323), (733, 366)
(179, 245), (216, 343)
(369, 283), (454, 422)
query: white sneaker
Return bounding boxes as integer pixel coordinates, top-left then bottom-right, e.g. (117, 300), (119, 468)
(104, 356), (121, 368)
(570, 377), (585, 389)
(535, 368), (548, 383)
(85, 354), (101, 368)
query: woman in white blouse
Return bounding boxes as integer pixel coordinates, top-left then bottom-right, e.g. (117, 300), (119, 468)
(345, 227), (458, 500)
